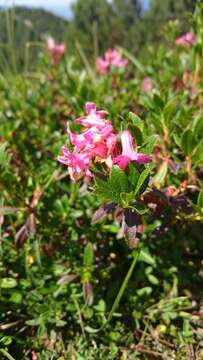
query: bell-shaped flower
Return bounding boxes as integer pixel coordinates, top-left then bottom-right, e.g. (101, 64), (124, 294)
(142, 77), (153, 92)
(105, 49), (128, 68)
(96, 48), (128, 74)
(57, 146), (91, 181)
(96, 57), (109, 75)
(113, 130), (151, 170)
(47, 37), (66, 65)
(68, 123), (114, 152)
(75, 102), (109, 128)
(175, 32), (196, 48)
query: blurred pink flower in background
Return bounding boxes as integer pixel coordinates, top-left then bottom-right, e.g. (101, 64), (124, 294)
(105, 49), (128, 68)
(32, 351), (38, 360)
(96, 48), (128, 74)
(47, 37), (66, 65)
(142, 77), (153, 92)
(175, 32), (196, 48)
(96, 57), (109, 75)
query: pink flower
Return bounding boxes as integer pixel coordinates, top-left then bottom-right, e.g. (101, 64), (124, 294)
(105, 49), (128, 68)
(96, 57), (109, 75)
(58, 103), (117, 180)
(142, 77), (152, 92)
(47, 37), (66, 65)
(32, 351), (38, 360)
(57, 146), (91, 181)
(175, 32), (196, 48)
(75, 102), (109, 128)
(68, 124), (114, 152)
(58, 104), (151, 181)
(96, 48), (128, 75)
(113, 130), (151, 170)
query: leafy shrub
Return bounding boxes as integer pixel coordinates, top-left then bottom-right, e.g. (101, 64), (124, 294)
(0, 3), (203, 360)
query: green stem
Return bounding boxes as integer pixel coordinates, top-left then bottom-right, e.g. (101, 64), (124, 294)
(118, 47), (144, 73)
(75, 40), (94, 78)
(43, 169), (60, 191)
(72, 295), (86, 339)
(85, 247), (140, 333)
(0, 349), (16, 360)
(24, 42), (45, 74)
(6, 8), (17, 74)
(0, 44), (10, 73)
(106, 248), (140, 325)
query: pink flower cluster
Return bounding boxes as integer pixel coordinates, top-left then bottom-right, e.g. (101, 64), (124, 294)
(58, 102), (151, 181)
(96, 49), (128, 75)
(142, 77), (153, 93)
(47, 37), (66, 65)
(175, 32), (196, 48)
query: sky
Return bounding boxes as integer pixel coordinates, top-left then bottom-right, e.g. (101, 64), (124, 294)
(0, 0), (75, 19)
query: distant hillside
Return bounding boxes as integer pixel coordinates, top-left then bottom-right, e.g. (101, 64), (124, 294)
(0, 6), (69, 71)
(0, 6), (68, 42)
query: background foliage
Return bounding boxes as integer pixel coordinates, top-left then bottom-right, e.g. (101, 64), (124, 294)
(0, 0), (198, 71)
(0, 0), (203, 359)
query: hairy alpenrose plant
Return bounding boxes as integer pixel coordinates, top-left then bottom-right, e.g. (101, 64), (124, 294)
(57, 102), (152, 238)
(57, 101), (203, 333)
(57, 102), (154, 331)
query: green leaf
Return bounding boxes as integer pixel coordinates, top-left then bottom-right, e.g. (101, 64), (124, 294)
(144, 134), (157, 154)
(94, 299), (106, 312)
(10, 292), (22, 303)
(153, 94), (164, 109)
(133, 203), (148, 215)
(0, 336), (13, 346)
(94, 175), (108, 190)
(94, 176), (113, 201)
(148, 274), (159, 285)
(95, 167), (129, 204)
(84, 243), (94, 268)
(0, 278), (18, 289)
(0, 142), (11, 172)
(128, 112), (143, 129)
(181, 129), (196, 156)
(128, 163), (140, 187)
(84, 326), (99, 334)
(193, 115), (203, 136)
(163, 98), (177, 127)
(128, 124), (143, 145)
(139, 249), (156, 265)
(103, 224), (119, 233)
(153, 161), (168, 189)
(137, 287), (152, 296)
(174, 134), (182, 148)
(192, 139), (203, 167)
(134, 168), (150, 196)
(26, 319), (41, 326)
(120, 192), (135, 207)
(109, 166), (129, 193)
(56, 320), (67, 327)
